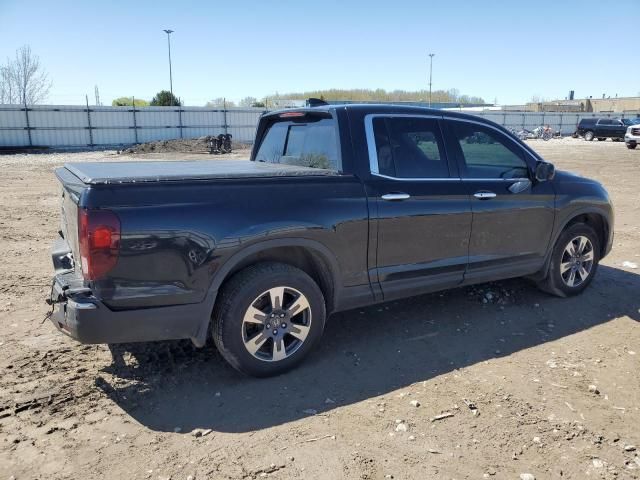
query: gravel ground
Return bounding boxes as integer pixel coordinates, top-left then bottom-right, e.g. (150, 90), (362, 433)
(0, 138), (639, 480)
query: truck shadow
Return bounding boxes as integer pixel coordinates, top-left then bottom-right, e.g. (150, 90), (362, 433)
(96, 265), (640, 433)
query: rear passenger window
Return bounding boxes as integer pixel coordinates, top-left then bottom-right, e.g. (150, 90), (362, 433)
(255, 117), (339, 170)
(449, 121), (529, 179)
(372, 117), (448, 178)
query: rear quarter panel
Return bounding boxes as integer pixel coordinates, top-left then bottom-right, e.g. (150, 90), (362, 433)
(80, 176), (369, 310)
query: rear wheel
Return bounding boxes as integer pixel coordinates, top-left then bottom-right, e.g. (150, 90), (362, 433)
(627, 143), (637, 149)
(584, 131), (595, 141)
(537, 223), (600, 297)
(212, 262), (326, 377)
(597, 137), (606, 141)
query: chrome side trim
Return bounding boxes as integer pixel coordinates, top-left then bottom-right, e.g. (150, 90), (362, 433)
(371, 172), (460, 182)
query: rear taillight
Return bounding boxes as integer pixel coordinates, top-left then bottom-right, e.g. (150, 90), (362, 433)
(78, 209), (120, 280)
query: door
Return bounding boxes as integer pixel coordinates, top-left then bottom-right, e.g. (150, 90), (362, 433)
(364, 115), (472, 300)
(612, 119), (626, 138)
(597, 119), (615, 138)
(443, 118), (555, 283)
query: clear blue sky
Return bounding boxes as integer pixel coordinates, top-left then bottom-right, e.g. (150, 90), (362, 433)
(1, 0), (638, 106)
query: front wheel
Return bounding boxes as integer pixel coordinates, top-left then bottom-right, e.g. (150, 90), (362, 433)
(212, 262), (326, 377)
(537, 223), (600, 297)
(627, 143), (637, 149)
(584, 131), (595, 141)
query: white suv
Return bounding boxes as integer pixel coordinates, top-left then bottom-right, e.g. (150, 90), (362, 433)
(625, 122), (640, 150)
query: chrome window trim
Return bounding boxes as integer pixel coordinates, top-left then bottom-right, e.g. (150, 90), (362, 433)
(364, 113), (445, 179)
(371, 172), (461, 182)
(441, 115), (541, 167)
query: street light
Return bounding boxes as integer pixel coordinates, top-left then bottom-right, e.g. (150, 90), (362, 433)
(163, 29), (174, 105)
(428, 53), (435, 108)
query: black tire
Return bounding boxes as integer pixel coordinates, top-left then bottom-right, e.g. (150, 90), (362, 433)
(537, 223), (600, 297)
(597, 137), (606, 142)
(626, 143), (637, 149)
(212, 262), (326, 377)
(584, 130), (595, 141)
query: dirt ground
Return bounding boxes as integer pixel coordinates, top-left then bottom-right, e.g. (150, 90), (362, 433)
(0, 139), (639, 480)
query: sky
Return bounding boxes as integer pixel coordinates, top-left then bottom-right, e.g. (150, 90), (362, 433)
(1, 0), (639, 106)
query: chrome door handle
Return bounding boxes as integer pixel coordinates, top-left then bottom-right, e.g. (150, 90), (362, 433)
(381, 192), (411, 201)
(473, 191), (497, 200)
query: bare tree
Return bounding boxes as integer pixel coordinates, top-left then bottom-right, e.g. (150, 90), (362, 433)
(239, 96), (257, 107)
(2, 46), (51, 105)
(205, 97), (235, 108)
(0, 63), (20, 104)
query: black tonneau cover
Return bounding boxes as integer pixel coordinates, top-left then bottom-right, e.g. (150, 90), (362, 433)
(64, 160), (338, 185)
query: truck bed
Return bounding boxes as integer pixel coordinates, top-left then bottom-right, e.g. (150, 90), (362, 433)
(64, 160), (338, 185)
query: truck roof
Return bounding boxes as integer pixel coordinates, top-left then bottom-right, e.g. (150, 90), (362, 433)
(263, 102), (489, 123)
(62, 160), (338, 185)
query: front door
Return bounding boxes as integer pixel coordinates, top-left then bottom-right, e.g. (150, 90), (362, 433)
(364, 115), (472, 300)
(443, 118), (555, 283)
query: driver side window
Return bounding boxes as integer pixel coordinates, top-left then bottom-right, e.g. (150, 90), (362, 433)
(450, 121), (529, 179)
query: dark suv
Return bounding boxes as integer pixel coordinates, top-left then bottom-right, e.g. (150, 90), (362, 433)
(576, 117), (634, 141)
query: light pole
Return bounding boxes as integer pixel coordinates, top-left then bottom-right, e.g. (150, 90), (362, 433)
(428, 53), (435, 108)
(163, 29), (174, 105)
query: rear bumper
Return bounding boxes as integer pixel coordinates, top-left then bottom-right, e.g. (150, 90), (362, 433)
(49, 273), (215, 347)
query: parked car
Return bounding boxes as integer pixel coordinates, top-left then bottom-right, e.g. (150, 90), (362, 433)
(48, 104), (614, 376)
(575, 117), (635, 141)
(625, 122), (640, 149)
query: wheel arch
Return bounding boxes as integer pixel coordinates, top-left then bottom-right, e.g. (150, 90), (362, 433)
(217, 239), (337, 307)
(530, 208), (611, 284)
(192, 239), (341, 347)
(562, 211), (609, 257)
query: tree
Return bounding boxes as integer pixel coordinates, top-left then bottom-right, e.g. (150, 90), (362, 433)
(0, 65), (15, 104)
(205, 97), (235, 108)
(0, 45), (51, 104)
(112, 97), (149, 107)
(262, 88), (485, 105)
(150, 90), (181, 106)
(239, 96), (257, 107)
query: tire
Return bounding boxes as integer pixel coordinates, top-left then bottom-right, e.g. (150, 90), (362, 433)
(597, 137), (606, 142)
(627, 143), (637, 149)
(212, 262), (326, 377)
(584, 130), (594, 141)
(537, 223), (600, 297)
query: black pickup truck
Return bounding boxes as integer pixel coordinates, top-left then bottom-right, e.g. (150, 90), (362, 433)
(49, 104), (614, 376)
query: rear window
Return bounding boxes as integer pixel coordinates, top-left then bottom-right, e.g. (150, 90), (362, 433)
(254, 117), (339, 170)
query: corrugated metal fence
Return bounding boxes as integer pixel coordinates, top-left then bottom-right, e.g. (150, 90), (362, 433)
(1, 104), (639, 148)
(463, 110), (640, 136)
(0, 104), (264, 147)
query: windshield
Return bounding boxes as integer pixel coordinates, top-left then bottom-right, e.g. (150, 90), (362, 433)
(254, 116), (339, 170)
(622, 118), (639, 126)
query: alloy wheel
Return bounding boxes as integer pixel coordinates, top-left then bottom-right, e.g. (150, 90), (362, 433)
(560, 235), (594, 287)
(241, 286), (312, 362)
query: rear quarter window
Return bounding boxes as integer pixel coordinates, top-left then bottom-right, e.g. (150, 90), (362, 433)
(255, 117), (339, 170)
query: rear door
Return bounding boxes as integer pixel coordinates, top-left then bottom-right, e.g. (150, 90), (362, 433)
(443, 118), (555, 283)
(612, 119), (626, 137)
(364, 114), (472, 300)
(596, 119), (612, 137)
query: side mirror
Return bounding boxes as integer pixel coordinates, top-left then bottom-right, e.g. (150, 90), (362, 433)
(535, 161), (555, 182)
